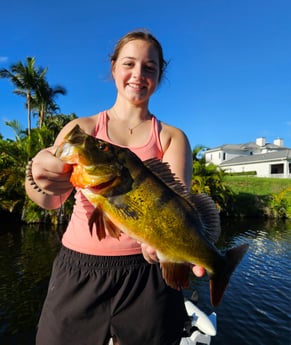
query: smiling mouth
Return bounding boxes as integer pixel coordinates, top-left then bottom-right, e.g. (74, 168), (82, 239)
(128, 83), (145, 90)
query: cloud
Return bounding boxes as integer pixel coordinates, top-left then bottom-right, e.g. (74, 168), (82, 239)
(0, 56), (8, 63)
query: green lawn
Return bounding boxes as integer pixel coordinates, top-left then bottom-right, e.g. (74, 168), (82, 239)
(224, 176), (291, 218)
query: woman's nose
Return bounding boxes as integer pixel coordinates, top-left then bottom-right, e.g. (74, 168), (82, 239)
(132, 65), (145, 79)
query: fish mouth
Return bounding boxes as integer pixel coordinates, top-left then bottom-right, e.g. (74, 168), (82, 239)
(88, 177), (117, 194)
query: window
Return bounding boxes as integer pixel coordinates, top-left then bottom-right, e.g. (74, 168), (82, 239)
(271, 164), (284, 174)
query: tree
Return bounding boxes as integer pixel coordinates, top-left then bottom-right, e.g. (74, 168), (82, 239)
(0, 57), (48, 135)
(31, 78), (67, 128)
(43, 113), (77, 138)
(191, 146), (235, 215)
(0, 115), (77, 222)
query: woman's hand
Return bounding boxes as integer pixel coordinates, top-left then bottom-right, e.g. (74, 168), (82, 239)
(141, 243), (160, 264)
(141, 243), (205, 277)
(31, 147), (73, 195)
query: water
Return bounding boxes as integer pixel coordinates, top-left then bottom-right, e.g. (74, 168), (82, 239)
(0, 219), (290, 345)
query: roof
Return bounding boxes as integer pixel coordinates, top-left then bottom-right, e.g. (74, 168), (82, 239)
(207, 142), (289, 153)
(220, 149), (291, 166)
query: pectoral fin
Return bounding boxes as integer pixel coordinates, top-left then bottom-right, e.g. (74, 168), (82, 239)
(89, 208), (106, 240)
(103, 214), (121, 240)
(88, 208), (122, 241)
(160, 263), (190, 290)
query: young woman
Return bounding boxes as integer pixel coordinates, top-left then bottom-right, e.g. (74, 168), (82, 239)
(26, 30), (204, 345)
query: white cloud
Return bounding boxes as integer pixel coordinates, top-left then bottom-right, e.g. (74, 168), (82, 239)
(0, 56), (8, 63)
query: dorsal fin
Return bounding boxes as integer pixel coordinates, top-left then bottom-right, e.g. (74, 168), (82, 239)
(189, 193), (221, 243)
(143, 158), (221, 243)
(143, 158), (189, 196)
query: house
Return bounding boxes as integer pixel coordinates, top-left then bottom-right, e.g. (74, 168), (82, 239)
(205, 137), (291, 178)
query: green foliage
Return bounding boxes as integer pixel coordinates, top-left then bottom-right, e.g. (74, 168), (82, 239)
(224, 177), (291, 219)
(227, 171), (257, 176)
(191, 146), (235, 215)
(0, 56), (66, 134)
(0, 114), (77, 221)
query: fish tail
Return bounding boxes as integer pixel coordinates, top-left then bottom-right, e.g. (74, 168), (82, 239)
(210, 243), (249, 307)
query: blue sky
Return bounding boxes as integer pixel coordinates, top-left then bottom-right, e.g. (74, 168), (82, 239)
(1, 0), (290, 149)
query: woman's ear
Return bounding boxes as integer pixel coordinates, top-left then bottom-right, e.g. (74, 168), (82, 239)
(111, 61), (116, 79)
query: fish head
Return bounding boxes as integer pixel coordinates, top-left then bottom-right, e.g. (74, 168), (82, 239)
(55, 125), (133, 196)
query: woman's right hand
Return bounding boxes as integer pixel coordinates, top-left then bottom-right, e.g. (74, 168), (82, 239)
(31, 147), (73, 195)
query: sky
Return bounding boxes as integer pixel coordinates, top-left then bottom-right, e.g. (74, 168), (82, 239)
(1, 0), (290, 150)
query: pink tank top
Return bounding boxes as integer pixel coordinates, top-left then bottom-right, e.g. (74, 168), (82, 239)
(62, 111), (163, 255)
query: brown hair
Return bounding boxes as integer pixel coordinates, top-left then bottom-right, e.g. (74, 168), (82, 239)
(110, 30), (168, 83)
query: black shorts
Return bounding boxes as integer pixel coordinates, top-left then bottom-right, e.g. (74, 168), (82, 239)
(36, 246), (188, 345)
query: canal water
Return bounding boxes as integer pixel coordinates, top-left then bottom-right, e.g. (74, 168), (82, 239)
(0, 219), (290, 345)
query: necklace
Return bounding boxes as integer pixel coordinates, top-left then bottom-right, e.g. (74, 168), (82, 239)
(110, 108), (151, 135)
(128, 121), (146, 134)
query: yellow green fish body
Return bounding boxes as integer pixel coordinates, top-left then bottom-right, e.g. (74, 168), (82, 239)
(56, 125), (249, 307)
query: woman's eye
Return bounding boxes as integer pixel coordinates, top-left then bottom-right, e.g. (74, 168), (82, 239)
(145, 65), (156, 72)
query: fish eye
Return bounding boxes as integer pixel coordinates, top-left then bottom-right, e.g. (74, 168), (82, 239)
(97, 142), (109, 152)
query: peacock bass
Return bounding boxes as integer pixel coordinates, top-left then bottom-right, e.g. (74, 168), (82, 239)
(55, 124), (249, 307)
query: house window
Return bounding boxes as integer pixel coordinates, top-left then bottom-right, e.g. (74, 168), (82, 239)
(289, 163), (291, 173)
(223, 152), (226, 160)
(271, 164), (284, 174)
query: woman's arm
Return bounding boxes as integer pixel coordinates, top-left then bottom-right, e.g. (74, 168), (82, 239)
(160, 125), (193, 189)
(25, 147), (73, 209)
(24, 119), (85, 209)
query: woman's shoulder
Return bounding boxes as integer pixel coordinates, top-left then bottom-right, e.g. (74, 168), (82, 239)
(159, 120), (189, 148)
(73, 113), (101, 133)
(54, 112), (102, 145)
(160, 122), (189, 152)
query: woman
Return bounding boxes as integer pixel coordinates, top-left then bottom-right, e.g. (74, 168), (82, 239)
(26, 30), (204, 345)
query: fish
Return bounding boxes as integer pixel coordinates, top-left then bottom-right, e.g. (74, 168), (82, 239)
(55, 124), (249, 307)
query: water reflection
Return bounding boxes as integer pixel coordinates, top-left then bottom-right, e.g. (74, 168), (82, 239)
(0, 223), (62, 345)
(0, 219), (290, 345)
(188, 219), (291, 345)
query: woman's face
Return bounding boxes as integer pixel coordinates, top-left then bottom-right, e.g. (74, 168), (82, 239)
(112, 39), (160, 106)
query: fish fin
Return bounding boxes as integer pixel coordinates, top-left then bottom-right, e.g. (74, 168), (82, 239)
(210, 243), (249, 307)
(88, 208), (106, 240)
(160, 263), (190, 290)
(89, 208), (122, 240)
(103, 214), (121, 240)
(111, 197), (142, 220)
(143, 159), (221, 243)
(143, 159), (188, 196)
(189, 193), (221, 243)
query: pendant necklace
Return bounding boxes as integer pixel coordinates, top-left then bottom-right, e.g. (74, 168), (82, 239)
(111, 108), (151, 135)
(128, 121), (146, 135)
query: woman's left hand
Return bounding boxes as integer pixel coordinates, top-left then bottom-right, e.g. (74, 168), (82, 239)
(141, 243), (205, 277)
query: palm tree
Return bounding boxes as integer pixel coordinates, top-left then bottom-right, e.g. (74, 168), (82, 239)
(0, 119), (74, 222)
(43, 113), (77, 138)
(0, 57), (48, 135)
(191, 145), (234, 214)
(31, 78), (67, 127)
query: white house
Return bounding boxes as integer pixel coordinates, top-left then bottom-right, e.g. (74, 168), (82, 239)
(205, 137), (291, 178)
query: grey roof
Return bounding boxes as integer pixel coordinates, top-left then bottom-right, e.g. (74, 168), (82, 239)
(220, 149), (291, 166)
(207, 142), (289, 153)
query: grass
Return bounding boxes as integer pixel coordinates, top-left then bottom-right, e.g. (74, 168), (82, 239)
(224, 176), (291, 195)
(223, 176), (291, 218)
